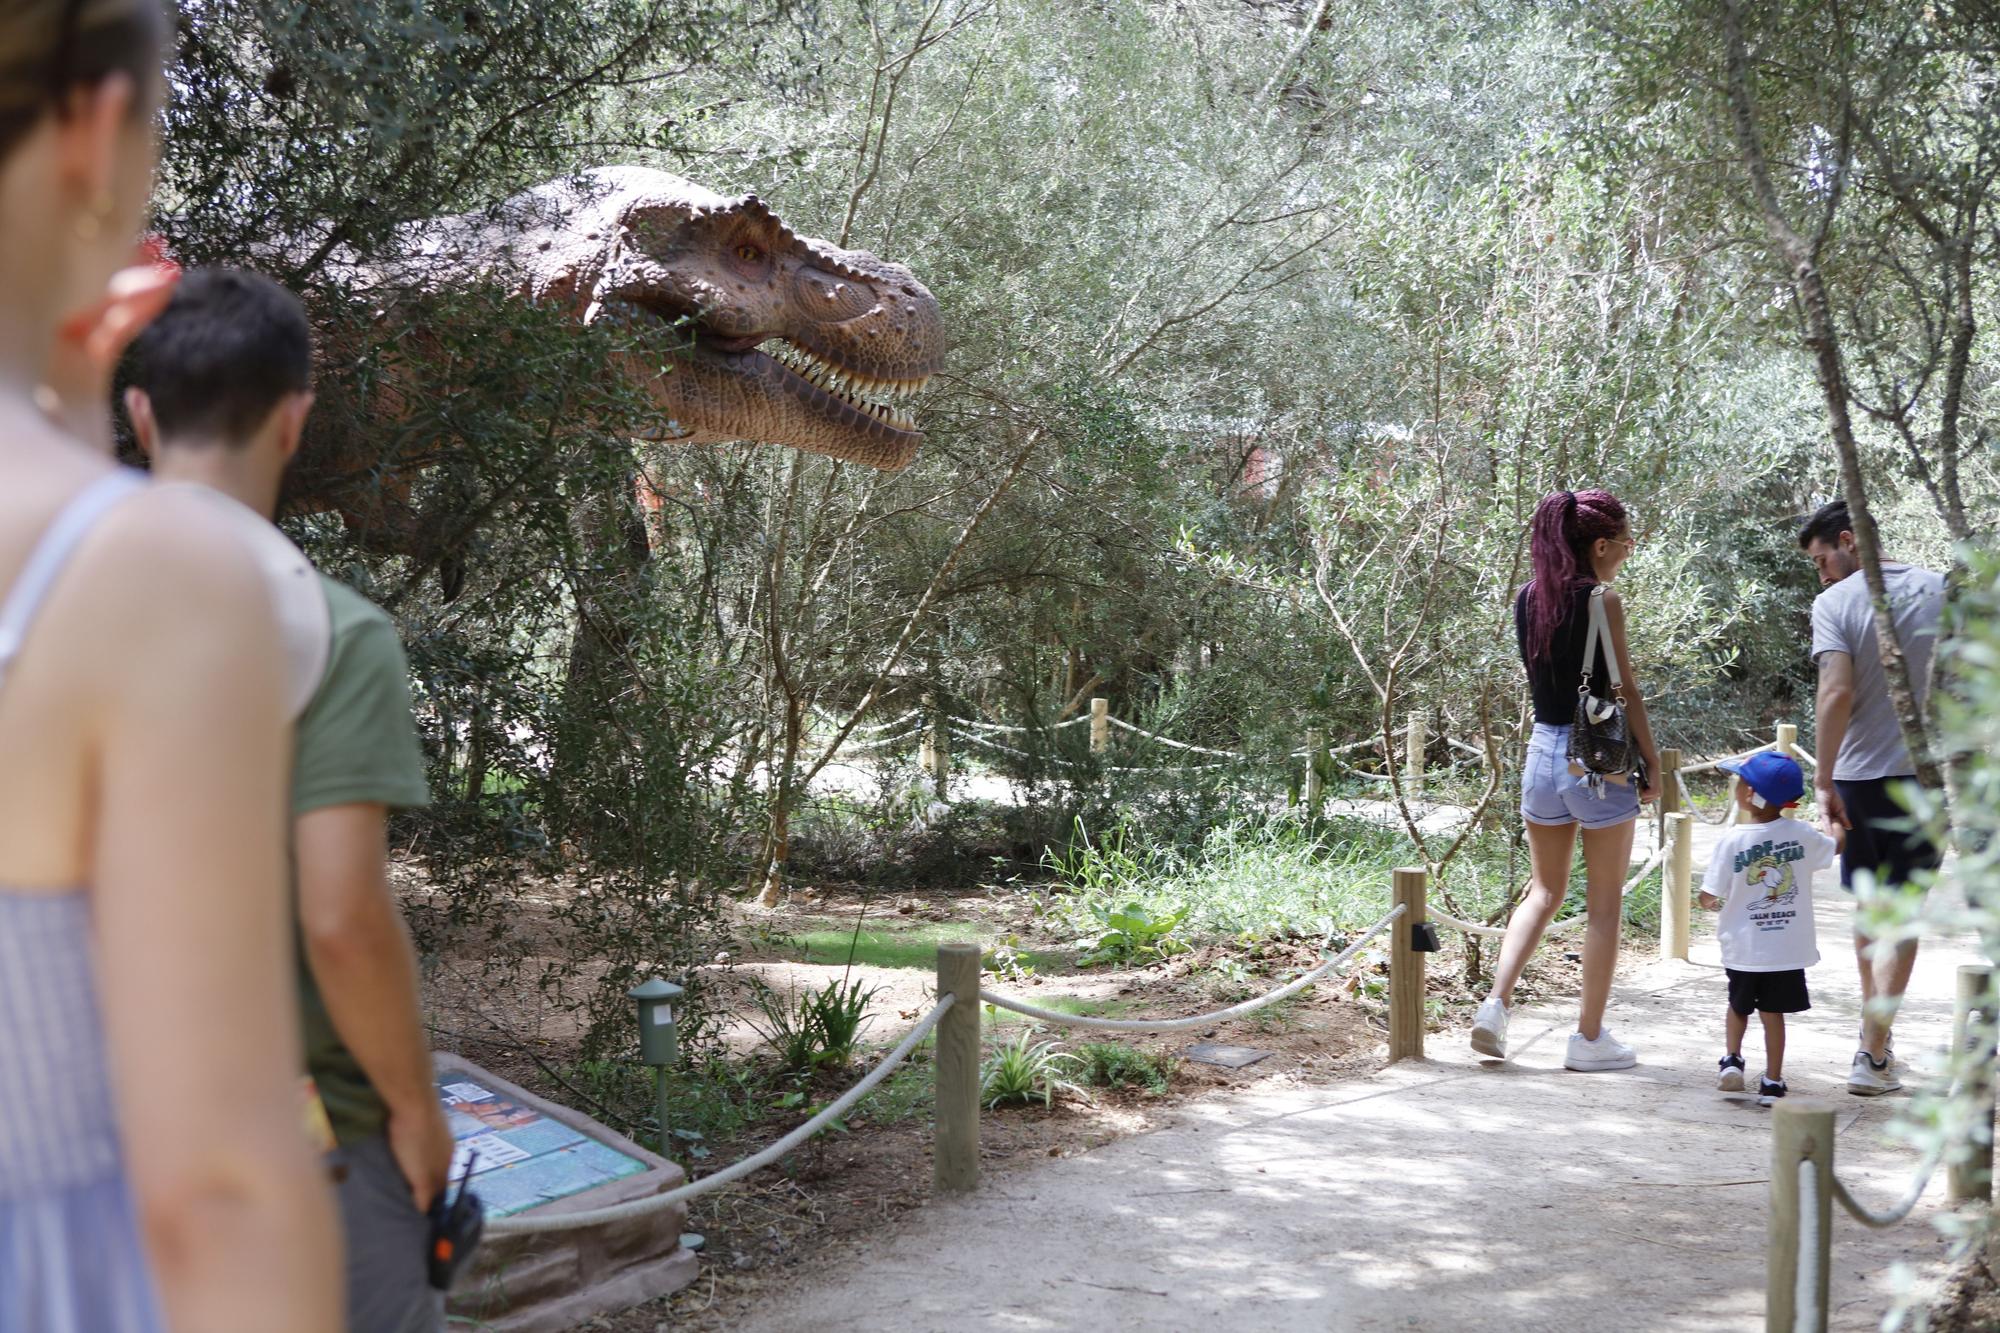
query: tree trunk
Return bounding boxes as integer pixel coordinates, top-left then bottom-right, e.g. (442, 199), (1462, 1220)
(1719, 0), (1944, 801)
(551, 452), (654, 834)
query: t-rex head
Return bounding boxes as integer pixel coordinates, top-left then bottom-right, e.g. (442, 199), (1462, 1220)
(396, 165), (943, 470)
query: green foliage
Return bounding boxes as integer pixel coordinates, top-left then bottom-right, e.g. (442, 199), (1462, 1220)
(1074, 902), (1191, 969)
(979, 1032), (1085, 1111)
(747, 977), (878, 1079)
(1048, 815), (1415, 947)
(1076, 1043), (1176, 1095)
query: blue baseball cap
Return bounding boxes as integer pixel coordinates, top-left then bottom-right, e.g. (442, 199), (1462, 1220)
(1719, 751), (1805, 808)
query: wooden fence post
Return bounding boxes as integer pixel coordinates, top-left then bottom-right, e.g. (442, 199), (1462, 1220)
(1768, 1102), (1834, 1333)
(1305, 727), (1324, 810)
(1389, 867), (1427, 1062)
(1405, 715), (1427, 791)
(1662, 812), (1692, 962)
(921, 709), (948, 798)
(1658, 746), (1682, 848)
(933, 942), (982, 1195)
(1090, 697), (1109, 754)
(1776, 721), (1798, 759)
(1951, 965), (1997, 1204)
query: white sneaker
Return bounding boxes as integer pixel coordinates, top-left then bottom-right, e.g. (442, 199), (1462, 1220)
(1848, 1049), (1902, 1096)
(1564, 1028), (1638, 1072)
(1470, 997), (1509, 1059)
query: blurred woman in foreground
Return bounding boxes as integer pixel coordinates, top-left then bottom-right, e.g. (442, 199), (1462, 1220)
(0, 2), (338, 1329)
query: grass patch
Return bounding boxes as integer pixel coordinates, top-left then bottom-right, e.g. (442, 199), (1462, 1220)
(1045, 814), (1422, 944)
(785, 919), (1066, 972)
(983, 995), (1134, 1029)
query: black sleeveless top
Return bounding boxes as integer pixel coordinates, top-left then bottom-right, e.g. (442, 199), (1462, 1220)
(1516, 582), (1614, 726)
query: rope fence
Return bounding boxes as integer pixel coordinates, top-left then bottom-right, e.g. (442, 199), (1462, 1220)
(483, 885), (1431, 1242)
(1766, 965), (1996, 1332)
(978, 903), (1407, 1033)
(484, 994), (958, 1236)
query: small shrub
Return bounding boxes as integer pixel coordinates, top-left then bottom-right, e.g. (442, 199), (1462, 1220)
(1076, 1043), (1176, 1094)
(1075, 901), (1190, 967)
(805, 976), (876, 1069)
(979, 1032), (1085, 1109)
(748, 976), (878, 1078)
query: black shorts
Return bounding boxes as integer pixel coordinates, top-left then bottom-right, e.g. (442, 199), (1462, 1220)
(1727, 967), (1810, 1017)
(1836, 777), (1944, 892)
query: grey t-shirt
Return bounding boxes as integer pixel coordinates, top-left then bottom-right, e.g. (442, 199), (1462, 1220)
(1809, 562), (1945, 781)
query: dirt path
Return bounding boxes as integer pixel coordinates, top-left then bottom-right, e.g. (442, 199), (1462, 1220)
(730, 821), (1972, 1332)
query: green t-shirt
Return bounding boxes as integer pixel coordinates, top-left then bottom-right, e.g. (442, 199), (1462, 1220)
(295, 575), (430, 1146)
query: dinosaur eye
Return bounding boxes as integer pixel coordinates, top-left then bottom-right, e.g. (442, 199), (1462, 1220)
(735, 243), (764, 264)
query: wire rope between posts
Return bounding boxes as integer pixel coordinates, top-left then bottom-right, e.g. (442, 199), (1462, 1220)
(482, 995), (956, 1237)
(977, 902), (1407, 1033)
(1675, 771), (1734, 825)
(843, 710), (922, 736)
(1796, 1160), (1823, 1333)
(950, 727), (1236, 775)
(1104, 716), (1247, 760)
(1828, 1103), (1956, 1230)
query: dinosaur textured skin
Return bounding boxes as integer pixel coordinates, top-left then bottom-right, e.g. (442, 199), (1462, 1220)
(293, 166), (942, 562)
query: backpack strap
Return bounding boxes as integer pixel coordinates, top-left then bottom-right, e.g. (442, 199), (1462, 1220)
(0, 470), (147, 695)
(1576, 584), (1624, 699)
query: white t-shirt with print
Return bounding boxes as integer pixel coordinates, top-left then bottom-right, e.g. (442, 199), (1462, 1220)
(1702, 816), (1838, 972)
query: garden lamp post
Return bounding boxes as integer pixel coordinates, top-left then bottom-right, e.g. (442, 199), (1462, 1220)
(629, 977), (684, 1151)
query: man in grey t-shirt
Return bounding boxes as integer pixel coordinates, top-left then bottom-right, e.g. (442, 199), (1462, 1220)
(1799, 500), (1946, 1098)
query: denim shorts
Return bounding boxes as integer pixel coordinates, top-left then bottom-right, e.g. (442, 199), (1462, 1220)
(1521, 722), (1640, 829)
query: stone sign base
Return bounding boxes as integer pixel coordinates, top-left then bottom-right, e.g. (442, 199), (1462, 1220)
(436, 1053), (699, 1332)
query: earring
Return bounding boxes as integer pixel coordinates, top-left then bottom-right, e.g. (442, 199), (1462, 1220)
(73, 190), (114, 242)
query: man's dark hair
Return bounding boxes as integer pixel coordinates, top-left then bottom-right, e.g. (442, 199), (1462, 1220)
(1798, 499), (1852, 550)
(126, 267), (313, 444)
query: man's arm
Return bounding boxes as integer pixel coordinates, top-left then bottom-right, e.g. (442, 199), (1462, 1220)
(1814, 650), (1855, 848)
(296, 803), (452, 1211)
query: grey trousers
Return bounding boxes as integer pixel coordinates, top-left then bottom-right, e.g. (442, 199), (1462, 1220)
(329, 1134), (443, 1333)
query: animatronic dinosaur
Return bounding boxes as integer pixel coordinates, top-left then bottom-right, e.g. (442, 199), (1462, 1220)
(291, 165), (944, 557)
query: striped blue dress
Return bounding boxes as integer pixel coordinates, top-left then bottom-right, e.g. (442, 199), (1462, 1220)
(0, 471), (164, 1333)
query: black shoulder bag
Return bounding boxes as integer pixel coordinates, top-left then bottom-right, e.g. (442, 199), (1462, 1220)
(1565, 585), (1645, 793)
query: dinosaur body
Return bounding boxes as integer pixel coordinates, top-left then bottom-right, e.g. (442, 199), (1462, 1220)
(296, 167), (943, 558)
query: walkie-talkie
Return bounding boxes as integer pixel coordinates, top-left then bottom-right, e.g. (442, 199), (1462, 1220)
(426, 1151), (485, 1291)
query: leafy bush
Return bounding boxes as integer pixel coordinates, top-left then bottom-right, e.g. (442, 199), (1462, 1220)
(1075, 901), (1191, 967)
(979, 1032), (1085, 1110)
(1076, 1043), (1176, 1095)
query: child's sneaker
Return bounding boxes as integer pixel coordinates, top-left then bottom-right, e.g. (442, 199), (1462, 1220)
(1847, 1049), (1902, 1096)
(1758, 1075), (1788, 1106)
(1717, 1053), (1746, 1091)
(1470, 996), (1509, 1059)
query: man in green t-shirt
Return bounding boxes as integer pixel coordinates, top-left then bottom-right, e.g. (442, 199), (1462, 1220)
(128, 269), (452, 1333)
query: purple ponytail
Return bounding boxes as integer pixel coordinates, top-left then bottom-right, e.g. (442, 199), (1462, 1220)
(1523, 488), (1627, 662)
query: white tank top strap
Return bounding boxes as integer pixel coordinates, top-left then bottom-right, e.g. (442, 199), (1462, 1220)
(0, 469), (148, 694)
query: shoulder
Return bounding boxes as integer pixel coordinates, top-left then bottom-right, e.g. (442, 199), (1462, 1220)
(78, 485), (281, 637)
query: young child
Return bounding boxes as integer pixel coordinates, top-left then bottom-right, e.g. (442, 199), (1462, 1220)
(1697, 751), (1838, 1105)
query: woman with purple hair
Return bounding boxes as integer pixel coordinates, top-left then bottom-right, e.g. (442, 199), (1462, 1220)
(1469, 489), (1661, 1071)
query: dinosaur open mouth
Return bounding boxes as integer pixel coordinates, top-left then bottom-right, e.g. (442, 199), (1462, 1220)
(756, 335), (925, 437)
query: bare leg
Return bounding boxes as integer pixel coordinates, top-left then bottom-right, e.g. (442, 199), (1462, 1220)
(1858, 935), (1919, 1060)
(1487, 820), (1580, 1007)
(1726, 1007), (1747, 1057)
(1761, 1011), (1787, 1081)
(1576, 818), (1637, 1041)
